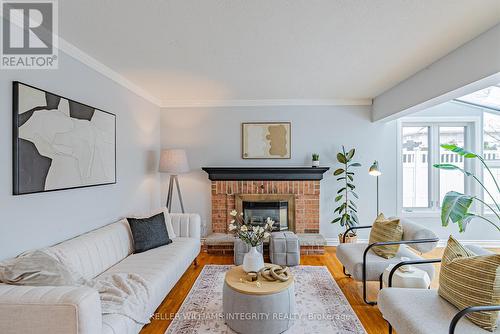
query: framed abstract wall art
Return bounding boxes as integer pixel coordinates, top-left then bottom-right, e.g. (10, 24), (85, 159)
(13, 82), (116, 195)
(241, 122), (291, 159)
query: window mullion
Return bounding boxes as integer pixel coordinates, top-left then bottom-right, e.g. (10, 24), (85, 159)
(430, 125), (440, 210)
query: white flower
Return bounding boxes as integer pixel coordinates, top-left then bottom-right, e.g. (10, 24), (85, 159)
(230, 219), (235, 224)
(241, 225), (248, 232)
(258, 226), (264, 233)
(228, 224), (236, 231)
(230, 210), (238, 217)
(266, 222), (274, 229)
(264, 232), (270, 238)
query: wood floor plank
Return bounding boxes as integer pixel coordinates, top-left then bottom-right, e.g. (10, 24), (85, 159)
(139, 246), (489, 334)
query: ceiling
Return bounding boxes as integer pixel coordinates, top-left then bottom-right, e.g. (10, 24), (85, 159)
(58, 0), (500, 106)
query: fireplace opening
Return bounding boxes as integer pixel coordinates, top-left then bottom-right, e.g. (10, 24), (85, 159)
(235, 194), (295, 232)
(242, 201), (288, 231)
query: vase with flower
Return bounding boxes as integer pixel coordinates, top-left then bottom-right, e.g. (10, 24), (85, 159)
(228, 210), (274, 272)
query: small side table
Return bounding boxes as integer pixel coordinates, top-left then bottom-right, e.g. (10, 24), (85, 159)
(382, 264), (431, 289)
(223, 264), (295, 334)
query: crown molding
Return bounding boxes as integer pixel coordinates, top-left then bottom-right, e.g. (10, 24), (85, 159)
(161, 98), (373, 108)
(57, 38), (162, 107)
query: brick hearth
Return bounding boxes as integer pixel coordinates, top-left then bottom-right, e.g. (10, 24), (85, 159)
(211, 180), (320, 234)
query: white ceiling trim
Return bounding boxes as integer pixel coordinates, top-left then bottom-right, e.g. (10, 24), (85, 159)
(58, 38), (163, 106)
(161, 98), (373, 108)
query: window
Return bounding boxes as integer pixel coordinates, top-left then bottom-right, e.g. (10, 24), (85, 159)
(483, 112), (500, 207)
(402, 126), (429, 208)
(400, 120), (475, 213)
(439, 127), (465, 204)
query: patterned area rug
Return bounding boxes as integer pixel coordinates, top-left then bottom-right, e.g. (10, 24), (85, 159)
(165, 265), (366, 333)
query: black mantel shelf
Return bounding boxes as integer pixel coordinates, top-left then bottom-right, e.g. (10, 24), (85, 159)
(202, 167), (330, 181)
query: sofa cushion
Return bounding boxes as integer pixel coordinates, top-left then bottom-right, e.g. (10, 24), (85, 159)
(378, 288), (498, 334)
(100, 237), (200, 311)
(368, 214), (403, 259)
(439, 237), (500, 331)
(336, 242), (434, 281)
(127, 213), (172, 253)
(48, 219), (133, 280)
(170, 213), (201, 239)
(102, 313), (142, 334)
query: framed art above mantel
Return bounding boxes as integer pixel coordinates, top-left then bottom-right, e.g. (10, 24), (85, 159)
(241, 122), (291, 159)
(13, 81), (117, 195)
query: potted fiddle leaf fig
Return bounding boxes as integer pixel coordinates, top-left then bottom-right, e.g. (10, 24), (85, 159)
(434, 144), (500, 233)
(332, 146), (361, 243)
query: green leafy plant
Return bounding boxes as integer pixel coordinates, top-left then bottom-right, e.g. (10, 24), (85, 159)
(434, 144), (500, 233)
(332, 146), (361, 234)
(312, 153), (320, 161)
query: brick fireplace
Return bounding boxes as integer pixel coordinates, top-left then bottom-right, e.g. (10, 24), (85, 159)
(202, 167), (329, 255)
(211, 180), (320, 234)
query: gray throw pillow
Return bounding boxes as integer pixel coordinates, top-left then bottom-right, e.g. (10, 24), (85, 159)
(0, 250), (77, 286)
(128, 212), (172, 253)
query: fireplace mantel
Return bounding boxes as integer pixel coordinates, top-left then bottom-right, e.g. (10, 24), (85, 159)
(202, 167), (330, 181)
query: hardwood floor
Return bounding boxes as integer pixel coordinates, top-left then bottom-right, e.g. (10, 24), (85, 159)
(140, 247), (446, 334)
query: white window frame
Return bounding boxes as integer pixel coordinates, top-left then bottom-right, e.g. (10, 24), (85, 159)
(480, 109), (500, 215)
(397, 116), (481, 218)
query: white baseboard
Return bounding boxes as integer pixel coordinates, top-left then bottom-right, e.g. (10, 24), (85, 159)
(325, 238), (500, 248)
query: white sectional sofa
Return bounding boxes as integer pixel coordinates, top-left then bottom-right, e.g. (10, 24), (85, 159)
(0, 213), (201, 334)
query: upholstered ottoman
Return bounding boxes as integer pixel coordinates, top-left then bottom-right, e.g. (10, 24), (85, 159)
(269, 232), (300, 266)
(223, 265), (295, 334)
(234, 237), (263, 265)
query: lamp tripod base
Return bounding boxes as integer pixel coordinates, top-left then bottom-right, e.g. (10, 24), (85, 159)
(166, 175), (185, 213)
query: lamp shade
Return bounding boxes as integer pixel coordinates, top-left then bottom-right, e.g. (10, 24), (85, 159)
(159, 149), (189, 174)
(368, 161), (382, 176)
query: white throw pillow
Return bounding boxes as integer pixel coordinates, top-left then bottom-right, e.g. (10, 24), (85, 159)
(0, 250), (79, 286)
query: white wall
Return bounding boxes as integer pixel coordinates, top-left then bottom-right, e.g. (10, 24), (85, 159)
(160, 105), (398, 241)
(161, 102), (499, 244)
(0, 51), (161, 260)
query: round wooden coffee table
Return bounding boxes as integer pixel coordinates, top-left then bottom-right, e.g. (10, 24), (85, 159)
(223, 264), (295, 334)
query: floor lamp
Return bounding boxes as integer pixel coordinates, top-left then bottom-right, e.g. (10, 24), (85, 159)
(368, 161), (382, 216)
(159, 149), (189, 213)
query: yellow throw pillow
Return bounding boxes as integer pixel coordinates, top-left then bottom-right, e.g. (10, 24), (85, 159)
(438, 236), (500, 332)
(368, 213), (403, 259)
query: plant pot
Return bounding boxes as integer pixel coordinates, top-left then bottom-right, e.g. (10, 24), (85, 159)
(242, 246), (265, 273)
(312, 160), (320, 167)
(338, 233), (358, 244)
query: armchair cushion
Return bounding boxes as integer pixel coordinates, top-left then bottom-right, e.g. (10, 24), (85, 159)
(378, 288), (496, 334)
(336, 242), (435, 281)
(400, 219), (438, 253)
(439, 237), (500, 331)
(368, 214), (403, 259)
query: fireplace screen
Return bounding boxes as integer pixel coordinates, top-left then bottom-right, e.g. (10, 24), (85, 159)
(242, 201), (288, 231)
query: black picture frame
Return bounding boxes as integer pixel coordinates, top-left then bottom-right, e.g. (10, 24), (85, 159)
(13, 81), (117, 195)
